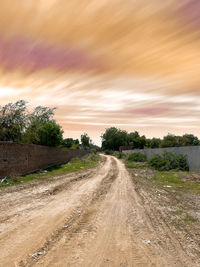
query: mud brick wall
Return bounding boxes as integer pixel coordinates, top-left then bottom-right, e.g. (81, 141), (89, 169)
(0, 142), (88, 178)
(122, 146), (200, 173)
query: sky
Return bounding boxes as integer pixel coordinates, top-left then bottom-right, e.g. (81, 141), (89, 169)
(0, 0), (199, 145)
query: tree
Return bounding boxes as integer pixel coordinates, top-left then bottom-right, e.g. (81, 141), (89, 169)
(37, 121), (63, 147)
(149, 138), (161, 148)
(28, 106), (56, 124)
(62, 138), (80, 149)
(81, 133), (91, 148)
(160, 134), (179, 148)
(24, 121), (63, 147)
(0, 100), (64, 147)
(0, 100), (27, 142)
(62, 138), (74, 148)
(181, 134), (199, 146)
(128, 131), (146, 149)
(101, 127), (128, 151)
(74, 139), (80, 145)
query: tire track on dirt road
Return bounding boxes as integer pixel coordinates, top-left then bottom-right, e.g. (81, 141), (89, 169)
(0, 155), (197, 267)
(32, 157), (195, 267)
(0, 155), (113, 267)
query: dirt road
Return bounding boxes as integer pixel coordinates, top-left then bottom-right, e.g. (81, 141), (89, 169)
(0, 155), (198, 267)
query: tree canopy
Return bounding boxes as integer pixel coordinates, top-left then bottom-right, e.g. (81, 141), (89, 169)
(81, 133), (91, 148)
(0, 100), (63, 147)
(101, 127), (200, 151)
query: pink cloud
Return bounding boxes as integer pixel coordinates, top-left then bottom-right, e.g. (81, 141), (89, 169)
(0, 35), (104, 74)
(129, 107), (169, 116)
(177, 0), (200, 29)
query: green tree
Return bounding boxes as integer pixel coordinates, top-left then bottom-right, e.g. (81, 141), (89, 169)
(101, 127), (128, 151)
(149, 138), (161, 148)
(62, 138), (80, 149)
(28, 106), (55, 124)
(81, 133), (90, 148)
(160, 134), (179, 148)
(24, 121), (63, 147)
(62, 138), (74, 148)
(37, 121), (63, 147)
(181, 134), (199, 146)
(128, 131), (146, 149)
(0, 100), (27, 142)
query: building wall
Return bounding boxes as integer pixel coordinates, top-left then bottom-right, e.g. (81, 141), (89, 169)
(0, 142), (88, 178)
(122, 146), (200, 172)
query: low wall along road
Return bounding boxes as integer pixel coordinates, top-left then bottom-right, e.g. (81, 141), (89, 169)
(122, 146), (200, 173)
(0, 142), (87, 178)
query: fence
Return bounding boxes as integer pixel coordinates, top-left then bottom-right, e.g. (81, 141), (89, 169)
(122, 146), (200, 172)
(0, 142), (88, 178)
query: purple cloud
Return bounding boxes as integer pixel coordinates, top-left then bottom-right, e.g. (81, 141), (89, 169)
(129, 107), (169, 116)
(177, 0), (200, 29)
(0, 35), (104, 74)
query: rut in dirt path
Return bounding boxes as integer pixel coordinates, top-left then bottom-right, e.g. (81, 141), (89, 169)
(0, 155), (198, 267)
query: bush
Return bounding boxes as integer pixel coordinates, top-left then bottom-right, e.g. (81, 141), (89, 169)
(127, 152), (147, 162)
(104, 150), (114, 155)
(148, 151), (189, 171)
(113, 152), (126, 159)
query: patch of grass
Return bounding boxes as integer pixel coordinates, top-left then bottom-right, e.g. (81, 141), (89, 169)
(154, 171), (200, 194)
(183, 213), (198, 224)
(125, 160), (148, 169)
(173, 209), (184, 215)
(0, 153), (101, 188)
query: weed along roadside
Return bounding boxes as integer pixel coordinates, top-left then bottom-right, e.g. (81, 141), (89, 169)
(118, 150), (200, 194)
(0, 153), (101, 188)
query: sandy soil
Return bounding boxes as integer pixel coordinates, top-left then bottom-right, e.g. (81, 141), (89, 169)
(0, 155), (199, 267)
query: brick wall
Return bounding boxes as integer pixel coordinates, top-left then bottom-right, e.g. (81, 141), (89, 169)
(0, 142), (88, 178)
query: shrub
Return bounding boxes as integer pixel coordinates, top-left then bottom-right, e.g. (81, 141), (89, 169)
(127, 152), (147, 162)
(113, 152), (126, 159)
(104, 150), (114, 155)
(148, 151), (189, 171)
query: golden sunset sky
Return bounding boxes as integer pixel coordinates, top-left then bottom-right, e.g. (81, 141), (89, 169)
(0, 0), (199, 145)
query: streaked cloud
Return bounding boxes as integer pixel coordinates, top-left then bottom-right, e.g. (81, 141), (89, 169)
(0, 0), (199, 144)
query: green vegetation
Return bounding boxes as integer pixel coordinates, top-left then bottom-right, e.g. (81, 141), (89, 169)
(0, 100), (102, 151)
(123, 151), (199, 194)
(0, 100), (27, 142)
(172, 210), (198, 225)
(153, 171), (200, 194)
(148, 152), (189, 171)
(125, 161), (148, 169)
(0, 153), (100, 188)
(101, 127), (128, 151)
(101, 127), (146, 151)
(81, 132), (91, 148)
(183, 213), (198, 224)
(24, 121), (63, 147)
(0, 100), (63, 147)
(62, 138), (80, 149)
(104, 149), (114, 155)
(113, 152), (127, 159)
(127, 152), (147, 162)
(172, 209), (184, 216)
(101, 127), (200, 151)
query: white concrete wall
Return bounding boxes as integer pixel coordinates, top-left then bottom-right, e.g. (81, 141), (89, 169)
(122, 146), (200, 172)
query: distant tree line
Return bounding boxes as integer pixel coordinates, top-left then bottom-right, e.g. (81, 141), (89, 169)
(101, 127), (200, 151)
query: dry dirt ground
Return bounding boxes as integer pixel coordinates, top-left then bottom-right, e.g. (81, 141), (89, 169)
(0, 155), (199, 267)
